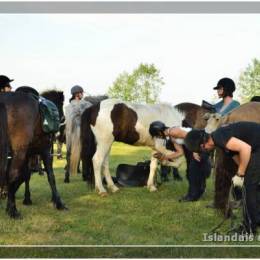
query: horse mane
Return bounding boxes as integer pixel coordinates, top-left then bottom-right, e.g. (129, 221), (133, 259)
(84, 95), (108, 105)
(41, 89), (64, 102)
(15, 86), (39, 97)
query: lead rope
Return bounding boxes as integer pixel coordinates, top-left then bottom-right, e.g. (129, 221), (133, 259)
(208, 186), (234, 234)
(209, 184), (253, 236)
(241, 185), (254, 235)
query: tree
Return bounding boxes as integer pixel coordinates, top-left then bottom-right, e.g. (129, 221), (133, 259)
(108, 63), (164, 104)
(238, 58), (260, 103)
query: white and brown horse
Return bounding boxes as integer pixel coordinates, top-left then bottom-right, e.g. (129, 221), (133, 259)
(70, 99), (188, 194)
(64, 95), (108, 183)
(71, 99), (211, 194)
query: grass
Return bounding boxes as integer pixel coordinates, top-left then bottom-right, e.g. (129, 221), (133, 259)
(0, 142), (260, 257)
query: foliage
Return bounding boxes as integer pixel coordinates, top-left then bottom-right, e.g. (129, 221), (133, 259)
(238, 58), (260, 103)
(108, 63), (164, 104)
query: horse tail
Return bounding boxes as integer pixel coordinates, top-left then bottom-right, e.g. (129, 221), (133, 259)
(69, 115), (82, 175)
(0, 103), (9, 191)
(81, 106), (97, 187)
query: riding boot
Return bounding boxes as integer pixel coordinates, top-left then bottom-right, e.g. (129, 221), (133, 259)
(160, 166), (170, 182)
(172, 167), (183, 181)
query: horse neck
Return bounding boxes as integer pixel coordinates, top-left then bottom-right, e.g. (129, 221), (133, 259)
(42, 92), (64, 119)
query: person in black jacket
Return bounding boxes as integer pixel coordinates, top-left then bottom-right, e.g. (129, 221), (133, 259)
(184, 122), (260, 233)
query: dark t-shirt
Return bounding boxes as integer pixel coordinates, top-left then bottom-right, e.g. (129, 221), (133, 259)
(211, 122), (260, 155)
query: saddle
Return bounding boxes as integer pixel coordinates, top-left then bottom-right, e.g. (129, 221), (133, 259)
(115, 161), (151, 187)
(15, 86), (60, 134)
(201, 100), (216, 113)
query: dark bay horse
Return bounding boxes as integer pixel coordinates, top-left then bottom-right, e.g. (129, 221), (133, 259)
(22, 89), (65, 206)
(0, 90), (66, 218)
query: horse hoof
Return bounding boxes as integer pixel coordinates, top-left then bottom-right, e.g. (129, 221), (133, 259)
(23, 199), (32, 205)
(64, 178), (70, 183)
(99, 192), (108, 197)
(7, 209), (22, 219)
(109, 185), (120, 193)
(57, 204), (68, 210)
(148, 186), (157, 192)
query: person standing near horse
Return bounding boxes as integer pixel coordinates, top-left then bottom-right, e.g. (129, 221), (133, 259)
(149, 121), (211, 202)
(0, 75), (13, 92)
(213, 77), (240, 115)
(205, 77), (241, 207)
(184, 122), (260, 234)
(64, 85), (92, 182)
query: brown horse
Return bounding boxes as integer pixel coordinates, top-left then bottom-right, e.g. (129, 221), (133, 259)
(0, 90), (66, 218)
(174, 102), (212, 177)
(204, 102), (260, 212)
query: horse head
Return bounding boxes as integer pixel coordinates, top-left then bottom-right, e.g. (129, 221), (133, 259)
(204, 113), (223, 133)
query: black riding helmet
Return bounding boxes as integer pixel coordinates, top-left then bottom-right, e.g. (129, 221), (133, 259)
(184, 129), (209, 153)
(0, 75), (13, 88)
(213, 77), (236, 97)
(149, 121), (169, 138)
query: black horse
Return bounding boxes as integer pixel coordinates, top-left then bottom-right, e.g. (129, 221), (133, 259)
(22, 89), (66, 206)
(0, 89), (66, 218)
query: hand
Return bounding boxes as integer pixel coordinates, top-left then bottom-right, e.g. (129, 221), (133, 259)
(193, 153), (201, 162)
(153, 152), (165, 161)
(232, 175), (244, 188)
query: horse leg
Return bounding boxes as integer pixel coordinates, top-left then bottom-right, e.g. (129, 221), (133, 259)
(64, 148), (70, 183)
(92, 144), (110, 195)
(102, 151), (119, 193)
(147, 152), (158, 192)
(57, 141), (63, 159)
(23, 162), (32, 205)
(41, 149), (67, 210)
(6, 150), (27, 218)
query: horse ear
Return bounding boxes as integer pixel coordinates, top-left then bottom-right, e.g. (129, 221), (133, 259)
(221, 115), (228, 124)
(203, 113), (210, 121)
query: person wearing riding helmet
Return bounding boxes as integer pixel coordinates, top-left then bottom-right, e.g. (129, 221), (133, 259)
(184, 122), (260, 233)
(0, 75), (13, 92)
(69, 85), (84, 102)
(149, 121), (211, 202)
(213, 77), (240, 115)
(64, 85), (92, 180)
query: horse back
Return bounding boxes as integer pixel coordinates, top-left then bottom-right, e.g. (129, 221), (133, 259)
(0, 92), (40, 148)
(225, 102), (260, 124)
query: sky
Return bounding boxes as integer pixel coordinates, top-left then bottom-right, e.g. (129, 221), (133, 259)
(1, 14), (260, 105)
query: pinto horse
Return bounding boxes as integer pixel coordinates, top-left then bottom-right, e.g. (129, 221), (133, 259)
(69, 99), (187, 195)
(0, 90), (66, 218)
(64, 95), (108, 183)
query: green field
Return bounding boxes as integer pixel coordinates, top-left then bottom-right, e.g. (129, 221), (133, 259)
(0, 143), (260, 257)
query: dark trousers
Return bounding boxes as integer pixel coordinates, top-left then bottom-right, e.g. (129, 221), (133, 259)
(244, 150), (260, 233)
(186, 152), (211, 199)
(160, 166), (181, 180)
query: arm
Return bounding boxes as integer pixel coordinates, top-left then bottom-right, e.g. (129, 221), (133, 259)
(225, 137), (252, 176)
(165, 143), (184, 160)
